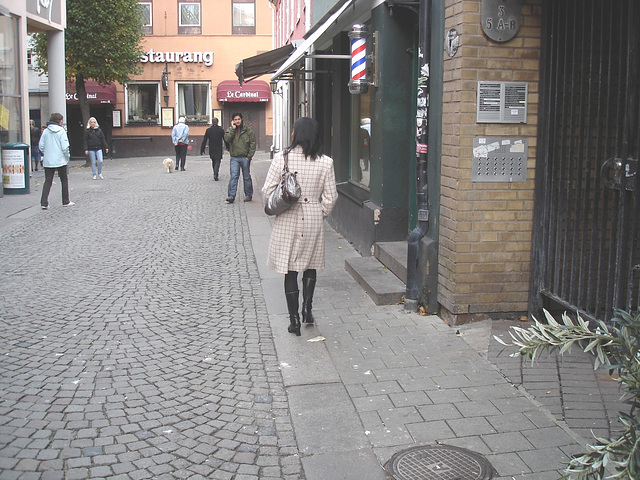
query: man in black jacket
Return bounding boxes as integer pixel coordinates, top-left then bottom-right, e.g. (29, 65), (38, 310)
(200, 117), (225, 180)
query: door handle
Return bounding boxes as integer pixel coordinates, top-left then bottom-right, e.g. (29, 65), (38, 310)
(601, 157), (623, 190)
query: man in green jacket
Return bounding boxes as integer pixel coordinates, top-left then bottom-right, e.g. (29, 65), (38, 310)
(224, 112), (256, 203)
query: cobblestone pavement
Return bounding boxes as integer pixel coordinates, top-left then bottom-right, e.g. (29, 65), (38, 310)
(0, 153), (628, 480)
(0, 155), (302, 479)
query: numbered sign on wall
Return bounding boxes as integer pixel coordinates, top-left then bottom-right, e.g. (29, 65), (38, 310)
(481, 0), (522, 43)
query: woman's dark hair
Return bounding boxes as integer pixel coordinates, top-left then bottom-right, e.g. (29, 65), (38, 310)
(287, 117), (321, 160)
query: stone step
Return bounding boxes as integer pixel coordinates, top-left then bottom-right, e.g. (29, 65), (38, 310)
(374, 241), (408, 284)
(344, 256), (406, 306)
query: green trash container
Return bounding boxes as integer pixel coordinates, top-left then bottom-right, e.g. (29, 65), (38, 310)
(1, 142), (30, 194)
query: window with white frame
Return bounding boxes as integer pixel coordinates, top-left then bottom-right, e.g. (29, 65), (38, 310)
(139, 1), (152, 34)
(179, 2), (200, 26)
(177, 82), (211, 124)
(139, 2), (152, 26)
(178, 1), (201, 34)
(126, 83), (160, 124)
(233, 0), (255, 35)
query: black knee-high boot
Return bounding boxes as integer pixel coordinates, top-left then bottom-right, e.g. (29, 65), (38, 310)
(285, 290), (301, 336)
(301, 277), (316, 324)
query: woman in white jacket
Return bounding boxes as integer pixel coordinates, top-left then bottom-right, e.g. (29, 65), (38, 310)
(261, 117), (338, 336)
(39, 113), (73, 209)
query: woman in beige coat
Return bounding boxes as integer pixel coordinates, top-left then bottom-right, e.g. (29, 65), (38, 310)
(262, 117), (338, 336)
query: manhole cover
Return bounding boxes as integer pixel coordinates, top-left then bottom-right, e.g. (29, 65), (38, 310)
(386, 445), (494, 480)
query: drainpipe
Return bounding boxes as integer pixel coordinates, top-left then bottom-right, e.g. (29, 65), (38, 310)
(405, 0), (431, 311)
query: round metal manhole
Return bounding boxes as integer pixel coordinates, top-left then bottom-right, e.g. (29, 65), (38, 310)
(386, 445), (494, 480)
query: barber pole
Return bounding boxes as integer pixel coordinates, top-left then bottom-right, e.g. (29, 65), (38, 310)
(348, 24), (368, 94)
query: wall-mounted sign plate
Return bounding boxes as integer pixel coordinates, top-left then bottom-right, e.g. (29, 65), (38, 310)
(481, 0), (522, 42)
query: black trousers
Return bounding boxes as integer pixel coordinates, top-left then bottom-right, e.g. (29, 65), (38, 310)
(210, 157), (221, 178)
(175, 143), (188, 170)
(41, 165), (70, 207)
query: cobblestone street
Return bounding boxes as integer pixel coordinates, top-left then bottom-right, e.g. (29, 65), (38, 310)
(1, 155), (302, 479)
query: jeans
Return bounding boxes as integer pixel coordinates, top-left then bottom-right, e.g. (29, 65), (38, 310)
(41, 165), (70, 207)
(175, 144), (188, 170)
(31, 145), (40, 171)
(228, 156), (253, 198)
(87, 149), (103, 176)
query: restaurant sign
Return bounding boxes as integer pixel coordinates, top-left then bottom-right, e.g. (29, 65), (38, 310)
(140, 49), (213, 67)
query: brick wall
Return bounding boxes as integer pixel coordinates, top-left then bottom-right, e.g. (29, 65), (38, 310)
(439, 0), (542, 319)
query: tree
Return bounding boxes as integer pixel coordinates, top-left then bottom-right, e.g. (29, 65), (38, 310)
(32, 0), (145, 130)
(496, 309), (640, 479)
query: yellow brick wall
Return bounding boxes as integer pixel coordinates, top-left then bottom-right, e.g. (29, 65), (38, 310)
(439, 0), (542, 317)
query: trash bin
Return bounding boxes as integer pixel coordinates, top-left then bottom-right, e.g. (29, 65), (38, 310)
(1, 142), (30, 194)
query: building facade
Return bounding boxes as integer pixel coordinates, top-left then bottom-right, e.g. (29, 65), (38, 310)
(63, 0), (275, 159)
(1, 0), (65, 153)
(262, 0), (639, 325)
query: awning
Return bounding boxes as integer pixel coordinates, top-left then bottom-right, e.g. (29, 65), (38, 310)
(235, 44), (295, 85)
(217, 80), (271, 103)
(66, 81), (116, 105)
(272, 0), (354, 80)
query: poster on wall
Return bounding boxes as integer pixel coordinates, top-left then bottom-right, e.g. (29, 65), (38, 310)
(161, 108), (174, 128)
(2, 149), (26, 189)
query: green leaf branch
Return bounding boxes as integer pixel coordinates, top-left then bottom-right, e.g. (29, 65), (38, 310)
(495, 309), (640, 479)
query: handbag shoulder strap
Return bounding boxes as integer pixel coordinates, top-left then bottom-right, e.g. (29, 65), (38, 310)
(283, 151), (289, 172)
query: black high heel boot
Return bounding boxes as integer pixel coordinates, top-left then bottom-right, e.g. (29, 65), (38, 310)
(285, 290), (301, 336)
(301, 277), (316, 324)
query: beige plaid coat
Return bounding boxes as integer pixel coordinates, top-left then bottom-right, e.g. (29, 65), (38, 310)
(262, 146), (338, 274)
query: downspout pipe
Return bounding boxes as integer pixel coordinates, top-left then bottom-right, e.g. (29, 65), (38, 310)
(405, 0), (431, 311)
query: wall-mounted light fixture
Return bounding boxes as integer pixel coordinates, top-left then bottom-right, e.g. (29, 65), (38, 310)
(162, 63), (170, 106)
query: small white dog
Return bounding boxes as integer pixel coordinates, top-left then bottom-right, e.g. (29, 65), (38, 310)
(163, 158), (175, 173)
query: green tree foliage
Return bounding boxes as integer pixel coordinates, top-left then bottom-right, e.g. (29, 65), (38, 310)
(495, 309), (640, 479)
(32, 0), (145, 126)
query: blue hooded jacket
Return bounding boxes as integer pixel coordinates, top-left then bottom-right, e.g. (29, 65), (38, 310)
(38, 122), (70, 168)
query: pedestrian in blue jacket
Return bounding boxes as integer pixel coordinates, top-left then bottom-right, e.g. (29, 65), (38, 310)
(39, 112), (73, 209)
(171, 117), (189, 171)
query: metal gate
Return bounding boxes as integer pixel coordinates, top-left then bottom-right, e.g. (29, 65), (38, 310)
(530, 0), (640, 322)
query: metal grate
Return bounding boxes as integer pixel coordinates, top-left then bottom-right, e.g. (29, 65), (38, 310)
(386, 445), (494, 480)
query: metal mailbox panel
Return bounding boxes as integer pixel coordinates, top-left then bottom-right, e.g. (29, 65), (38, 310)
(472, 137), (528, 182)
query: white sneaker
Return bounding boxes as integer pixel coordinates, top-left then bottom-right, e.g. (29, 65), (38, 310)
(41, 205), (49, 210)
(93, 175), (97, 180)
(99, 174), (104, 179)
(63, 202), (75, 207)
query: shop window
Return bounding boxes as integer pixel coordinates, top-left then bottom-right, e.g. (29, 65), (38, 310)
(179, 1), (201, 35)
(0, 14), (22, 144)
(138, 2), (152, 35)
(233, 0), (255, 35)
(177, 82), (211, 124)
(350, 89), (372, 189)
(126, 83), (160, 125)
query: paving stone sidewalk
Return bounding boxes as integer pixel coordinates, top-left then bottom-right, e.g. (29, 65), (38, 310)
(0, 154), (626, 480)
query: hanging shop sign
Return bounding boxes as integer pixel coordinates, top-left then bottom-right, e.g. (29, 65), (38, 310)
(139, 48), (214, 67)
(480, 0), (521, 43)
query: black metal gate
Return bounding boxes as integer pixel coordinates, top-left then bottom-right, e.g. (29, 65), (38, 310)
(530, 0), (640, 322)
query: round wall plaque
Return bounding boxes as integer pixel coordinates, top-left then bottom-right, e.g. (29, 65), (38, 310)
(481, 0), (522, 43)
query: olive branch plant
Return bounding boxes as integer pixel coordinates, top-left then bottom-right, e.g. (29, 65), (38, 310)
(494, 308), (640, 479)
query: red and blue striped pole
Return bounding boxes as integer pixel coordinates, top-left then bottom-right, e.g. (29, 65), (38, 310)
(348, 24), (368, 94)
